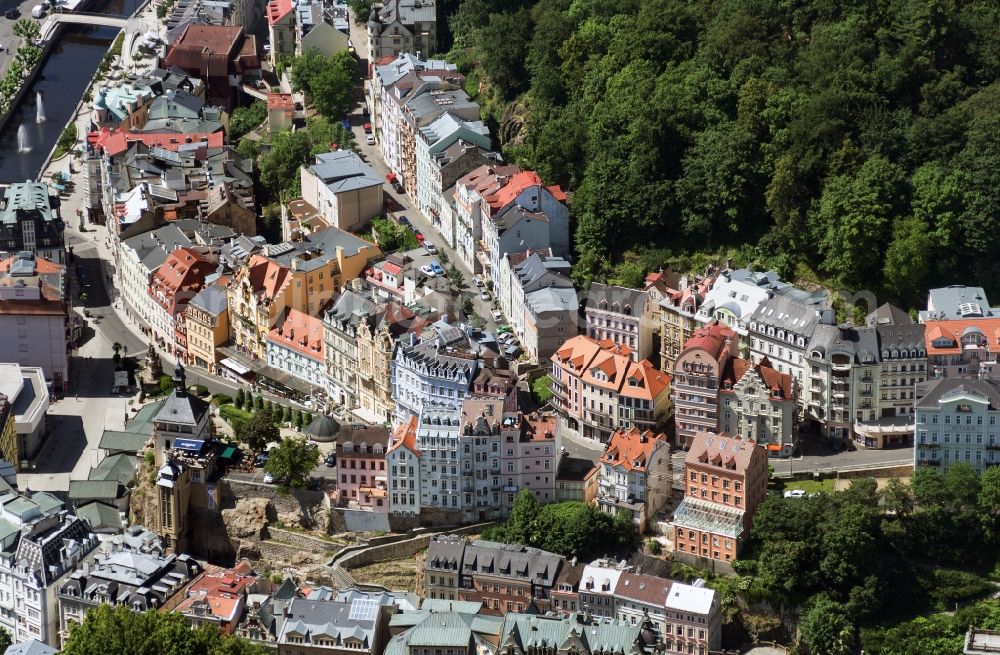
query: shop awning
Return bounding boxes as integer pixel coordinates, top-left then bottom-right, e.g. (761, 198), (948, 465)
(220, 358), (250, 376)
(219, 445), (238, 460)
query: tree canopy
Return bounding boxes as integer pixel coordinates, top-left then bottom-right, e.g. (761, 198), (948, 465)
(62, 604), (267, 655)
(446, 0), (1000, 301)
(240, 409), (279, 453)
(292, 49), (358, 121)
(264, 437), (320, 489)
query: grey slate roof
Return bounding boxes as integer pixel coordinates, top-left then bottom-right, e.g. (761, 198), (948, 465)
(3, 639), (59, 655)
(461, 540), (562, 586)
(586, 283), (648, 316)
(269, 226), (376, 273)
(277, 597), (384, 648)
(426, 535), (466, 571)
(922, 285), (1000, 320)
(309, 150), (384, 194)
(915, 377), (1000, 410)
(154, 382), (209, 427)
(525, 286), (578, 314)
(750, 292), (828, 337)
(76, 501), (124, 533)
(499, 613), (645, 655)
(188, 285), (229, 316)
(876, 322), (926, 357)
(325, 289), (377, 331)
(866, 302), (913, 326)
(806, 324), (880, 364)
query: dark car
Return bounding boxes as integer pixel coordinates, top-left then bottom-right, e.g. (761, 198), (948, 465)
(254, 453), (269, 467)
(4, 8), (19, 18)
(324, 453), (336, 467)
(397, 215), (411, 227)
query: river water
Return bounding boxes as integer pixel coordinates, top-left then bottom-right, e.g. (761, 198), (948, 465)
(0, 0), (140, 182)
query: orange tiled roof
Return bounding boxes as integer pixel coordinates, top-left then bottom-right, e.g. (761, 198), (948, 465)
(266, 0), (293, 24)
(268, 308), (324, 360)
(553, 335), (669, 401)
(484, 170), (567, 213)
(602, 427), (667, 473)
(685, 430), (760, 473)
(388, 415), (420, 455)
(924, 319), (1000, 356)
(149, 248), (214, 315)
(87, 127), (224, 156)
(680, 321), (737, 361)
(267, 92), (294, 111)
(241, 254), (292, 301)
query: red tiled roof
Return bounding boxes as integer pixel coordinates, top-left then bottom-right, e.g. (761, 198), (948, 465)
(149, 248), (214, 316)
(553, 335), (670, 401)
(388, 415), (420, 455)
(686, 430), (760, 473)
(268, 308), (324, 361)
(87, 127), (224, 156)
(680, 321), (737, 361)
(266, 0), (294, 25)
(924, 319), (1000, 356)
(602, 427), (667, 473)
(267, 92), (294, 111)
(164, 24), (259, 77)
(241, 254), (292, 301)
(483, 170), (567, 214)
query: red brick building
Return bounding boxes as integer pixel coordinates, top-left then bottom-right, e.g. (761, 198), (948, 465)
(163, 25), (260, 111)
(672, 431), (767, 562)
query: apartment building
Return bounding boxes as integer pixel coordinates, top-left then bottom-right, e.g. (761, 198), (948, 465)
(660, 273), (715, 371)
(585, 284), (655, 362)
(415, 116), (490, 224)
(387, 416), (421, 516)
(335, 426), (390, 511)
(719, 357), (796, 455)
(385, 607), (502, 655)
(357, 302), (431, 425)
(479, 172), (569, 292)
(498, 411), (560, 514)
(424, 537), (563, 615)
(163, 24), (259, 111)
(299, 150), (384, 233)
(498, 249), (577, 363)
(266, 0), (295, 68)
(391, 323), (481, 424)
(672, 431), (767, 562)
(615, 573), (722, 653)
(549, 560), (583, 614)
(498, 613), (654, 655)
(0, 254), (69, 393)
(227, 229), (381, 359)
(457, 397), (504, 520)
(266, 308), (326, 398)
(323, 289), (376, 408)
(914, 377), (1000, 473)
(693, 268), (789, 353)
(595, 427), (671, 531)
(577, 559), (623, 619)
(185, 284), (229, 374)
(747, 289), (833, 397)
(275, 593), (394, 655)
(59, 530), (202, 643)
(550, 335), (672, 442)
(555, 458), (598, 503)
(366, 0), (437, 61)
(672, 321), (739, 448)
(174, 560), (259, 634)
(0, 182), (64, 265)
(148, 248), (215, 361)
(919, 285), (1000, 322)
(424, 141), (497, 248)
(0, 363), (50, 466)
(452, 164), (521, 272)
(0, 499), (98, 645)
(367, 54), (462, 179)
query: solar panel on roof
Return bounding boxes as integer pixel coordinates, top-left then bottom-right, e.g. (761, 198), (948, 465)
(349, 598), (379, 622)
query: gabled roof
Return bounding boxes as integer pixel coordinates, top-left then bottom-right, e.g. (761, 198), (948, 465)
(685, 431), (761, 474)
(266, 0), (294, 24)
(601, 427), (667, 473)
(388, 415), (420, 456)
(268, 308), (324, 361)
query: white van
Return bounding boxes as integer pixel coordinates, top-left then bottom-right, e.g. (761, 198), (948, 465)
(31, 5), (45, 18)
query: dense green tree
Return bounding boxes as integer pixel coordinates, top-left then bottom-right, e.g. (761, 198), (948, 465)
(12, 18), (40, 41)
(241, 410), (279, 453)
(229, 101), (267, 140)
(259, 129), (312, 199)
(264, 437), (319, 488)
(347, 0), (372, 22)
(235, 388), (245, 410)
(62, 604), (267, 655)
(799, 596), (857, 655)
(291, 48), (327, 95)
(311, 51), (358, 120)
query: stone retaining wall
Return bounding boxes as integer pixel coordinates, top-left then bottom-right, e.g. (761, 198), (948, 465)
(339, 522), (497, 570)
(268, 527), (340, 555)
(221, 479), (326, 519)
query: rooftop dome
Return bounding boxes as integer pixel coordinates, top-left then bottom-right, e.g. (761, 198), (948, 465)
(303, 414), (340, 442)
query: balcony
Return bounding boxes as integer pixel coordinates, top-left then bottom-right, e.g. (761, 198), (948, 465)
(987, 443), (1000, 450)
(920, 442), (941, 449)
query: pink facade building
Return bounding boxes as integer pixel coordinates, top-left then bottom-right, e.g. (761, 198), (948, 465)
(335, 426), (391, 511)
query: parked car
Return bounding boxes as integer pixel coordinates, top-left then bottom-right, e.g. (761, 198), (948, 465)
(254, 453), (269, 467)
(397, 215), (411, 227)
(341, 118), (350, 130)
(4, 8), (19, 18)
(491, 309), (503, 322)
(366, 134), (375, 146)
(414, 231), (425, 243)
(324, 453), (336, 467)
(423, 241), (437, 254)
(363, 122), (372, 133)
(473, 275), (484, 287)
(420, 264), (437, 277)
(480, 290), (491, 301)
(430, 261), (445, 276)
(263, 471), (275, 484)
(783, 489), (806, 499)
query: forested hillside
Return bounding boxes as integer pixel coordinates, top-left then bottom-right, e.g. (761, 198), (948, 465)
(445, 0), (1000, 306)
